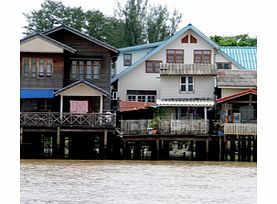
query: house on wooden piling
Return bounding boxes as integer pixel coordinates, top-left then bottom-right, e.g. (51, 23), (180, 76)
(20, 25), (119, 159)
(215, 47), (257, 137)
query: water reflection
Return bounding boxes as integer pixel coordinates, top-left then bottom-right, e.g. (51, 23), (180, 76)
(21, 160), (256, 204)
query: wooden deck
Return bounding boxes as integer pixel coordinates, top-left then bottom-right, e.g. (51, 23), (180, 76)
(20, 112), (116, 128)
(224, 123), (257, 135)
(120, 119), (209, 135)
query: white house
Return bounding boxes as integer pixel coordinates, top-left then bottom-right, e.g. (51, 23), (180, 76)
(111, 24), (256, 122)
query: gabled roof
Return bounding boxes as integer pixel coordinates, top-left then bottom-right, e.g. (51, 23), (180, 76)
(42, 25), (119, 54)
(111, 23), (220, 83)
(216, 89), (257, 103)
(54, 80), (110, 96)
(118, 41), (164, 52)
(220, 46), (257, 70)
(20, 33), (77, 53)
(217, 69), (257, 88)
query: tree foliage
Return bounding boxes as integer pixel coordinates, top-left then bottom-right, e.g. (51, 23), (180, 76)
(23, 0), (183, 47)
(210, 34), (257, 46)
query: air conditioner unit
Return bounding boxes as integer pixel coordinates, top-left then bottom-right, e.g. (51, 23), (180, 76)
(111, 92), (118, 100)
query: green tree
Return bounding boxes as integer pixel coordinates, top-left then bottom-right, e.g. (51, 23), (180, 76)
(147, 5), (182, 43)
(210, 34), (257, 46)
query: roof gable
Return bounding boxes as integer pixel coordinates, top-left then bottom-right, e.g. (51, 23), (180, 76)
(55, 80), (110, 97)
(20, 33), (76, 53)
(112, 23), (220, 82)
(42, 25), (119, 54)
(216, 89), (257, 103)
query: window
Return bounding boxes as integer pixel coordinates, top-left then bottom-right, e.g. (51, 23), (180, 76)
(71, 60), (101, 80)
(46, 59), (53, 77)
(22, 58), (53, 79)
(180, 76), (194, 93)
(146, 60), (162, 73)
(167, 49), (184, 63)
(124, 54), (132, 66)
(216, 62), (231, 69)
(39, 59), (44, 77)
(127, 90), (157, 102)
(194, 50), (211, 64)
(93, 61), (100, 79)
(23, 58), (30, 78)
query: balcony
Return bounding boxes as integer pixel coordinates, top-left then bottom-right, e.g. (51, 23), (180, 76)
(160, 63), (217, 76)
(120, 119), (209, 135)
(20, 112), (116, 128)
(224, 123), (257, 135)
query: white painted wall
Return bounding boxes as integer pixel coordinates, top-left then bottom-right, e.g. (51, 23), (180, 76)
(160, 76), (215, 99)
(116, 48), (155, 74)
(221, 88), (251, 98)
(117, 29), (217, 101)
(215, 52), (240, 70)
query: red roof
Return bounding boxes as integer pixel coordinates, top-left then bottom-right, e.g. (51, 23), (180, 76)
(119, 101), (155, 112)
(216, 89), (257, 103)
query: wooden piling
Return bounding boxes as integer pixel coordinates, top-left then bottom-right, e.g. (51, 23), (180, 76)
(104, 129), (108, 159)
(156, 139), (160, 160)
(230, 140), (236, 161)
(246, 140), (252, 162)
(205, 138), (209, 161)
(238, 140), (241, 161)
(241, 140), (247, 161)
(253, 140), (257, 162)
(56, 127), (61, 158)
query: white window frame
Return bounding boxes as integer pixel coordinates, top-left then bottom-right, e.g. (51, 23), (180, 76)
(127, 95), (156, 102)
(180, 76), (194, 93)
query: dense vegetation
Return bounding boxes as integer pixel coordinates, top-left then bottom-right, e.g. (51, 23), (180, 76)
(23, 0), (257, 47)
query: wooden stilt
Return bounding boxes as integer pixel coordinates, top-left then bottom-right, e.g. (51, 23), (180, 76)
(20, 127), (23, 145)
(246, 140), (252, 162)
(230, 140), (236, 161)
(253, 139), (257, 162)
(218, 136), (222, 161)
(241, 140), (247, 161)
(104, 129), (108, 159)
(205, 138), (209, 161)
(156, 138), (160, 160)
(56, 127), (61, 158)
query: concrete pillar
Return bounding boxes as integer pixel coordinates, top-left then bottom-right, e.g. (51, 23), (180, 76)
(100, 95), (103, 113)
(60, 95), (63, 118)
(204, 107), (207, 120)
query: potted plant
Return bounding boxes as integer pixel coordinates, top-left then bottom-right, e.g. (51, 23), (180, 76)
(148, 107), (166, 134)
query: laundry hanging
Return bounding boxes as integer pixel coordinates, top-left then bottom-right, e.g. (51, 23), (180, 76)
(70, 100), (88, 114)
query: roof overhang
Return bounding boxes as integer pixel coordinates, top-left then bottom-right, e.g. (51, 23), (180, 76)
(20, 89), (54, 99)
(157, 98), (214, 107)
(54, 80), (110, 97)
(216, 89), (257, 103)
(119, 100), (155, 112)
(20, 33), (76, 53)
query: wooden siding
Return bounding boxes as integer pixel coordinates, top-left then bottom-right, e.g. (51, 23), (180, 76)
(160, 63), (217, 75)
(20, 53), (64, 89)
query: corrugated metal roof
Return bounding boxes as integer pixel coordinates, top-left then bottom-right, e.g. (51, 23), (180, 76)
(219, 46), (257, 70)
(118, 41), (163, 52)
(157, 98), (214, 107)
(216, 89), (257, 103)
(119, 101), (154, 112)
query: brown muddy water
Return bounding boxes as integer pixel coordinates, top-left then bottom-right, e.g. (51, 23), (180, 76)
(20, 160), (256, 204)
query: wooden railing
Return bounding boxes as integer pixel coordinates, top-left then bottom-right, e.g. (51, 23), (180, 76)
(20, 112), (116, 128)
(224, 123), (257, 135)
(160, 63), (217, 75)
(120, 119), (209, 135)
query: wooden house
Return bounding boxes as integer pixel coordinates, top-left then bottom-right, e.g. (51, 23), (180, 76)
(20, 25), (119, 159)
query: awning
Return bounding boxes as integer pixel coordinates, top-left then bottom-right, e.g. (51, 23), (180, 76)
(216, 89), (257, 103)
(157, 98), (214, 107)
(20, 89), (54, 99)
(119, 100), (155, 112)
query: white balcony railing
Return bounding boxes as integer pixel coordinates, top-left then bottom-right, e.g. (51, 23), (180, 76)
(224, 123), (257, 135)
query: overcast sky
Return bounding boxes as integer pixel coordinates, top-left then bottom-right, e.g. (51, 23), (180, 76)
(18, 0), (259, 38)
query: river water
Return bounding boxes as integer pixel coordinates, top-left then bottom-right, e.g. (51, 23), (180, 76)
(20, 160), (256, 204)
